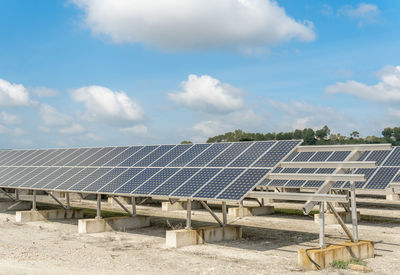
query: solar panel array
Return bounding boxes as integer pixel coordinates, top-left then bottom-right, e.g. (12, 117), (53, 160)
(263, 146), (400, 190)
(0, 140), (301, 202)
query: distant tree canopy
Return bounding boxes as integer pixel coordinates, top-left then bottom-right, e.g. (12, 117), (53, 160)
(206, 126), (400, 146)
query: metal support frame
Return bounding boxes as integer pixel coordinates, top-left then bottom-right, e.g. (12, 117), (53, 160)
(268, 173), (365, 182)
(131, 197), (136, 216)
(32, 190), (37, 211)
(199, 200), (224, 227)
(247, 191), (348, 203)
(112, 196), (135, 217)
(0, 188), (16, 201)
(297, 143), (392, 152)
(96, 194), (102, 219)
(185, 199), (192, 229)
(279, 161), (376, 169)
(15, 189), (19, 201)
(47, 192), (68, 210)
(222, 201), (227, 225)
(319, 202), (326, 248)
(350, 182), (359, 243)
(326, 202), (355, 242)
(168, 198), (179, 205)
(65, 193), (70, 210)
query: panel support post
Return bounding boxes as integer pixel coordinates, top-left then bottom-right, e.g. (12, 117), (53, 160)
(185, 199), (192, 229)
(32, 190), (37, 211)
(131, 197), (136, 216)
(319, 202), (325, 248)
(15, 189), (19, 201)
(239, 200), (244, 208)
(66, 193), (70, 210)
(96, 194), (102, 219)
(350, 182), (359, 243)
(222, 201), (227, 226)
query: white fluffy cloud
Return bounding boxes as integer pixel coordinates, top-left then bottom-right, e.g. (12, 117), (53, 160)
(267, 99), (355, 131)
(39, 104), (71, 127)
(120, 125), (148, 136)
(72, 0), (315, 50)
(0, 112), (21, 125)
(169, 75), (244, 113)
(70, 85), (145, 124)
(59, 124), (86, 135)
(193, 120), (232, 137)
(338, 3), (380, 26)
(31, 87), (59, 97)
(0, 78), (35, 107)
(326, 65), (400, 104)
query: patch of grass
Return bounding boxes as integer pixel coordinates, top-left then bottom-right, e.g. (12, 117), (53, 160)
(349, 257), (366, 266)
(361, 215), (400, 224)
(331, 259), (348, 269)
(82, 208), (129, 219)
(331, 258), (366, 269)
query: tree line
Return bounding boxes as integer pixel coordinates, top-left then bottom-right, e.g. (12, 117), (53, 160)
(201, 126), (400, 146)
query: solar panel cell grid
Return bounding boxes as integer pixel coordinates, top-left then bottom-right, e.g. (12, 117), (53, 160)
(19, 167), (57, 188)
(133, 145), (175, 167)
(53, 168), (96, 190)
(90, 147), (129, 166)
(55, 148), (90, 166)
(78, 147), (115, 166)
(327, 151), (350, 161)
(309, 151), (333, 162)
(383, 147), (400, 166)
(32, 167), (71, 189)
(151, 168), (200, 196)
(105, 146), (143, 166)
(150, 144), (192, 167)
(207, 142), (252, 167)
(186, 143), (231, 167)
(114, 168), (161, 194)
(366, 150), (391, 166)
(168, 144), (211, 167)
(99, 168), (144, 193)
(68, 168), (112, 191)
(83, 168), (127, 192)
(363, 167), (400, 189)
(171, 168), (221, 197)
(229, 141), (275, 167)
(253, 140), (301, 167)
(67, 148), (103, 166)
(292, 152), (315, 162)
(119, 146), (159, 167)
(284, 151), (298, 162)
(133, 168), (180, 195)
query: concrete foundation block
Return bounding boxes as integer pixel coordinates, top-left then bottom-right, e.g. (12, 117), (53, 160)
(228, 206), (274, 217)
(166, 225), (242, 248)
(386, 193), (400, 201)
(314, 211), (360, 224)
(162, 201), (202, 211)
(16, 209), (84, 222)
(78, 216), (150, 234)
(0, 201), (32, 211)
(298, 240), (374, 270)
(107, 196), (131, 205)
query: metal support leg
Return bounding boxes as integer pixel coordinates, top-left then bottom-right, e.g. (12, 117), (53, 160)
(15, 189), (19, 201)
(319, 202), (325, 248)
(96, 194), (102, 219)
(185, 199), (192, 229)
(113, 196), (134, 217)
(261, 198), (265, 206)
(131, 197), (136, 216)
(199, 201), (223, 227)
(32, 190), (37, 211)
(0, 188), (16, 201)
(350, 182), (359, 243)
(239, 200), (244, 208)
(222, 201), (227, 225)
(66, 193), (70, 210)
(48, 192), (68, 210)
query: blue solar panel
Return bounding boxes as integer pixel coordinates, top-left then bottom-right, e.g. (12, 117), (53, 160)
(133, 168), (180, 195)
(253, 140), (301, 167)
(0, 167), (20, 182)
(364, 167), (399, 189)
(67, 168), (113, 191)
(54, 168), (97, 190)
(357, 151), (370, 161)
(105, 146), (143, 166)
(207, 142), (252, 167)
(268, 179), (287, 187)
(68, 148), (104, 166)
(10, 167), (48, 187)
(19, 167), (57, 188)
(298, 168), (317, 173)
(393, 174), (400, 183)
(150, 144), (192, 167)
(282, 168), (300, 173)
(31, 167), (71, 189)
(366, 150), (391, 166)
(43, 168), (82, 189)
(309, 151), (332, 162)
(90, 147), (129, 166)
(2, 150), (29, 166)
(12, 150), (40, 166)
(327, 151), (350, 161)
(134, 145), (175, 167)
(168, 144), (211, 167)
(151, 168), (200, 196)
(79, 147), (115, 166)
(285, 180), (305, 187)
(303, 180), (324, 188)
(24, 150), (57, 166)
(341, 168), (376, 189)
(114, 168), (161, 194)
(383, 147), (400, 166)
(83, 168), (127, 192)
(119, 146), (159, 166)
(284, 151), (299, 162)
(33, 149), (66, 166)
(186, 143), (231, 167)
(229, 141), (275, 167)
(193, 168), (245, 199)
(0, 151), (18, 165)
(171, 168), (221, 197)
(3, 167), (37, 187)
(217, 169), (270, 200)
(99, 168), (144, 193)
(58, 148), (91, 166)
(49, 149), (81, 166)
(292, 152), (315, 162)
(316, 168), (336, 174)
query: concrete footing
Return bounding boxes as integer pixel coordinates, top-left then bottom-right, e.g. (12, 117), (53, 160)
(162, 201), (203, 211)
(107, 196), (131, 205)
(166, 225), (242, 248)
(16, 209), (84, 222)
(298, 240), (374, 270)
(386, 193), (400, 201)
(228, 206), (274, 217)
(78, 216), (150, 234)
(0, 201), (32, 211)
(314, 211), (360, 224)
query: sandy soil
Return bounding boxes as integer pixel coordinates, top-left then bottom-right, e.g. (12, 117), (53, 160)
(0, 199), (399, 275)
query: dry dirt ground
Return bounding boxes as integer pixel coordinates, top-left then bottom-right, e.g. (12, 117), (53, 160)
(0, 198), (399, 275)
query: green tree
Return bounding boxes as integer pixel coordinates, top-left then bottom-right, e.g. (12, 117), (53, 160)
(382, 127), (393, 139)
(350, 131), (360, 138)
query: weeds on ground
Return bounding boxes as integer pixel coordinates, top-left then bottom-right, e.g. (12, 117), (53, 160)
(331, 258), (367, 269)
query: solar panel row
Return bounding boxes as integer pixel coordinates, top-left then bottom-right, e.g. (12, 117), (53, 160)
(264, 147), (400, 190)
(0, 140), (301, 201)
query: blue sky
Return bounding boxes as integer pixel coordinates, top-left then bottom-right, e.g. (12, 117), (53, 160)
(0, 0), (399, 149)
